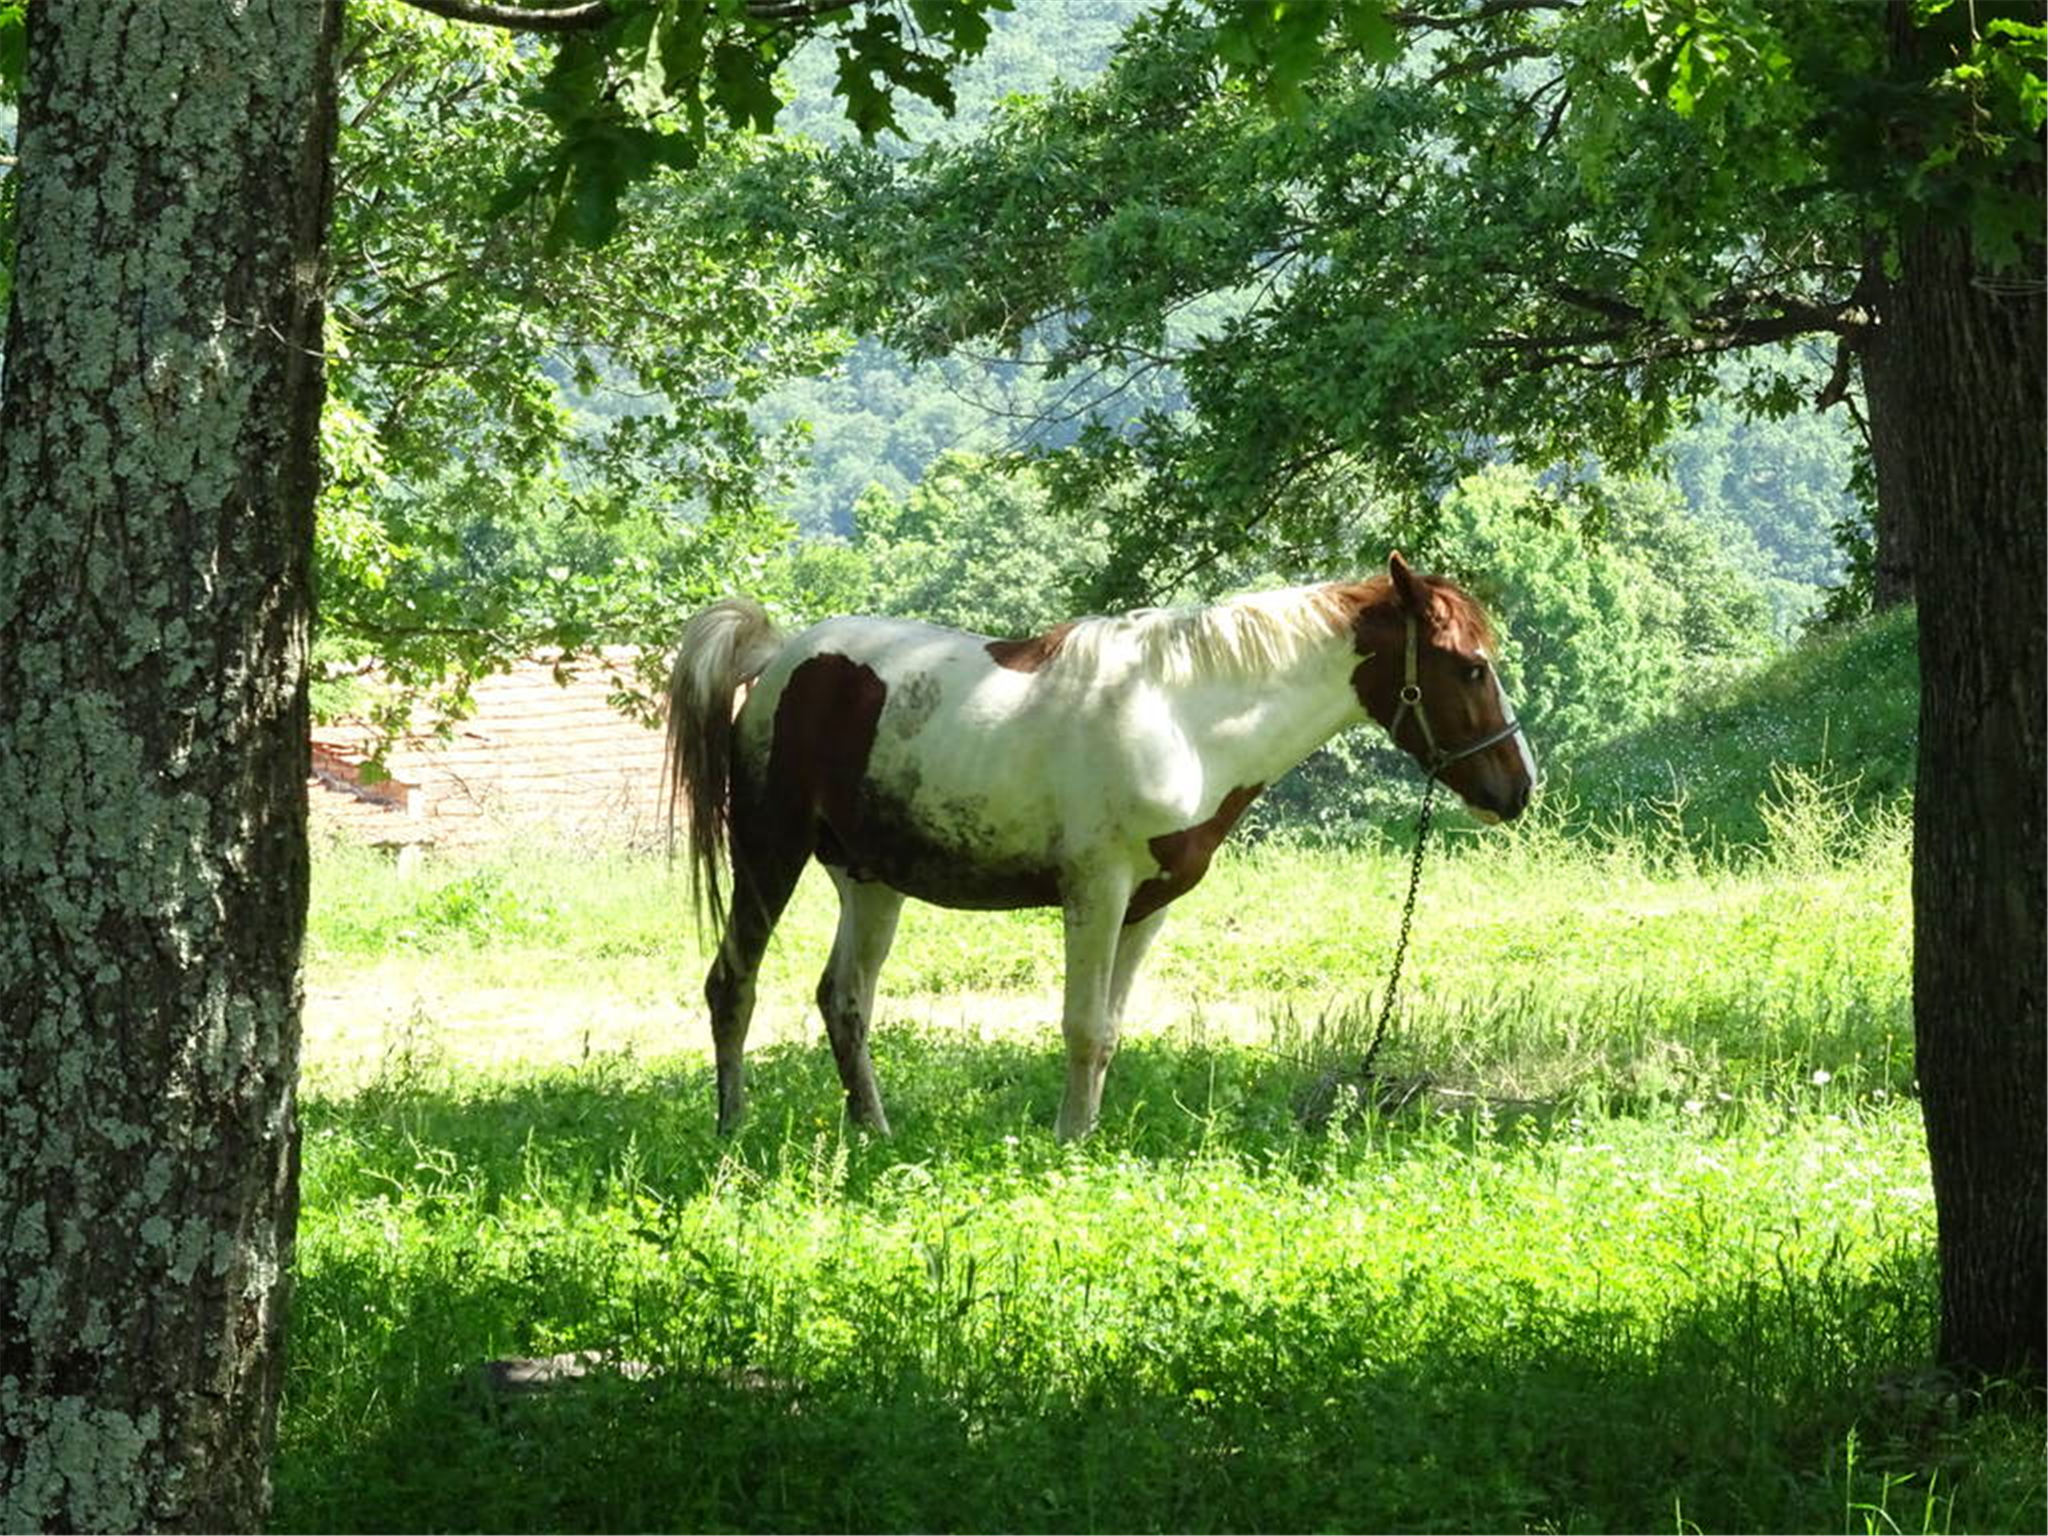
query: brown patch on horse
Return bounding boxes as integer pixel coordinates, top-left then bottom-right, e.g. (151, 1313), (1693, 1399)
(767, 653), (887, 841)
(1127, 783), (1264, 925)
(985, 621), (1078, 673)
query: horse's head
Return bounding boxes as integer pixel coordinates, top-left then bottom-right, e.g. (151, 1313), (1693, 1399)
(1348, 553), (1537, 823)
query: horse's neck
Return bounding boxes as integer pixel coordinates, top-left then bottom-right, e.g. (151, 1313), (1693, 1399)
(1172, 634), (1366, 789)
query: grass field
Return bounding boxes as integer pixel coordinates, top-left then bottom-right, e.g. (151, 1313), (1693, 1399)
(275, 762), (2044, 1534)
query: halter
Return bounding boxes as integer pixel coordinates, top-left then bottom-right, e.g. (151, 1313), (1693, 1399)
(1355, 611), (1529, 1091)
(1385, 612), (1527, 779)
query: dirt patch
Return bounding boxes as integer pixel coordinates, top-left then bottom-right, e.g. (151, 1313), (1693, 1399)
(301, 966), (1275, 1091)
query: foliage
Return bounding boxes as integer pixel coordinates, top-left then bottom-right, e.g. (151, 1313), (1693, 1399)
(1663, 359), (1867, 619)
(827, 451), (1108, 634)
(1438, 465), (1775, 755)
(775, 0), (1151, 146)
(779, 1), (2040, 604)
(15, 0), (1893, 712)
(306, 1), (1147, 714)
(472, 0), (1022, 249)
(718, 6), (1869, 610)
(751, 333), (1185, 540)
(1653, 0), (2045, 270)
(315, 3), (847, 712)
(770, 6), (1884, 606)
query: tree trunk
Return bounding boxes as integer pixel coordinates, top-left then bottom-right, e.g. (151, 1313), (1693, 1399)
(0, 3), (340, 1530)
(1888, 217), (2046, 1382)
(1857, 313), (1919, 609)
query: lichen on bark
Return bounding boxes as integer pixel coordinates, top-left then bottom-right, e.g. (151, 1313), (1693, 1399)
(0, 2), (342, 1530)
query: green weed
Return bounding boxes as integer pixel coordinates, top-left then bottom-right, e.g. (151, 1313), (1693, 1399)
(1557, 604), (1918, 853)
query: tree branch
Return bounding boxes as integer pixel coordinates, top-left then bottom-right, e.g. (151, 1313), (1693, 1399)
(1427, 44), (1548, 85)
(1550, 281), (1861, 339)
(1475, 313), (1848, 374)
(745, 1), (857, 21)
(1815, 332), (1861, 411)
(396, 0), (613, 33)
(1388, 1), (1579, 34)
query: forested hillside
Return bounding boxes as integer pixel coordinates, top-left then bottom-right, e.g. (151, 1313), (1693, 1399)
(747, 1), (1864, 630)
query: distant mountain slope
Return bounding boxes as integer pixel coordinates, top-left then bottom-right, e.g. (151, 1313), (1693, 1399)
(1556, 606), (1918, 852)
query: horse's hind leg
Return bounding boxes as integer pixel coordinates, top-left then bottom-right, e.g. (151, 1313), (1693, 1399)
(706, 827), (807, 1136)
(817, 866), (904, 1133)
(1107, 909), (1166, 1034)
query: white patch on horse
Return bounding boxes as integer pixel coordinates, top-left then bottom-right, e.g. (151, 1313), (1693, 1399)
(1482, 649), (1539, 786)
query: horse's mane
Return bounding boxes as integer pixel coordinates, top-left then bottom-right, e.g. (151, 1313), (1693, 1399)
(1047, 576), (1496, 686)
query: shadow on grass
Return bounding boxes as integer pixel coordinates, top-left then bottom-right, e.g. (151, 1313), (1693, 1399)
(273, 1237), (2040, 1535)
(275, 1032), (2041, 1534)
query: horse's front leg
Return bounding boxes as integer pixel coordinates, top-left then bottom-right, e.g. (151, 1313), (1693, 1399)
(1055, 870), (1137, 1141)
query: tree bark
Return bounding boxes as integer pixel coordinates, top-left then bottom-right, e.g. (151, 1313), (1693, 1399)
(1887, 202), (2046, 1383)
(0, 3), (341, 1530)
(1857, 312), (1919, 609)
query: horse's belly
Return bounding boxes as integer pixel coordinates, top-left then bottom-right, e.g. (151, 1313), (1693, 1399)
(824, 781), (1064, 910)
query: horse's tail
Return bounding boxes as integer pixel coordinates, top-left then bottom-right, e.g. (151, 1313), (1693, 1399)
(665, 597), (786, 939)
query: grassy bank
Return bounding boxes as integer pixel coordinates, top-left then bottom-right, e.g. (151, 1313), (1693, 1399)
(1554, 604), (1919, 853)
(280, 773), (2043, 1533)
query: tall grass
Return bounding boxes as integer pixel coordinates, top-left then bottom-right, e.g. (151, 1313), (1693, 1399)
(1554, 604), (1919, 853)
(280, 765), (2042, 1533)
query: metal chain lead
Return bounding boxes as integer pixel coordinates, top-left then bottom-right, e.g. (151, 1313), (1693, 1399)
(1360, 774), (1437, 1080)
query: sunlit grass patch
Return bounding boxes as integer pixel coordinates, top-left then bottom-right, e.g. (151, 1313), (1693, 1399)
(1557, 604), (1918, 852)
(308, 766), (1912, 1094)
(281, 744), (2048, 1535)
(276, 1030), (2040, 1534)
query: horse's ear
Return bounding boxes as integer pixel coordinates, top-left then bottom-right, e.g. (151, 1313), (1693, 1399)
(1388, 551), (1428, 618)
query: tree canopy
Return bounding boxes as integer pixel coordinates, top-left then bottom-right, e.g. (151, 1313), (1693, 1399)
(735, 0), (2038, 600)
(316, 1), (839, 711)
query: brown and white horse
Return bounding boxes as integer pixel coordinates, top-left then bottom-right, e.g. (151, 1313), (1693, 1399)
(666, 552), (1535, 1140)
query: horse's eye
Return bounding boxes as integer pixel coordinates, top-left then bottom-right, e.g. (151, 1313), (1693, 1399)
(1463, 662), (1486, 684)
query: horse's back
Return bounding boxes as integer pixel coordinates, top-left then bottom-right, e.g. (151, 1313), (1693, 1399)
(734, 614), (1166, 906)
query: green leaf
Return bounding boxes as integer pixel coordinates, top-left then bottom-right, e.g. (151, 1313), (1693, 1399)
(1341, 3), (1399, 68)
(0, 1), (24, 98)
(710, 40), (781, 132)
